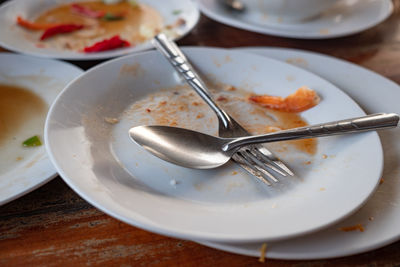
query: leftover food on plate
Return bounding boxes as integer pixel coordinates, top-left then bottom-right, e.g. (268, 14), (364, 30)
(0, 83), (47, 174)
(249, 86), (320, 113)
(16, 0), (183, 53)
(125, 83), (318, 156)
(22, 135), (42, 147)
(339, 223), (365, 232)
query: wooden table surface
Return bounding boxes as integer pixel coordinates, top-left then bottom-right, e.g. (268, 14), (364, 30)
(2, 1), (400, 266)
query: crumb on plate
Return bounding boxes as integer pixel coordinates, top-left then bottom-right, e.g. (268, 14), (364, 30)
(339, 223), (364, 232)
(104, 117), (119, 124)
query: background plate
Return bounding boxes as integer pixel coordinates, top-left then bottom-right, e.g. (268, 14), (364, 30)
(0, 53), (83, 205)
(197, 0), (392, 39)
(0, 0), (199, 60)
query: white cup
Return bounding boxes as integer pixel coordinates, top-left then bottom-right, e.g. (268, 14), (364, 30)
(247, 0), (341, 22)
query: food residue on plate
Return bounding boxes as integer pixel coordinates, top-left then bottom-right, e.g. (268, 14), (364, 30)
(16, 0), (183, 53)
(225, 182), (244, 193)
(285, 57), (308, 68)
(0, 83), (47, 174)
(248, 86), (320, 113)
(104, 117), (119, 124)
(339, 223), (365, 232)
(22, 135), (42, 147)
(124, 83), (318, 156)
(319, 28), (330, 35)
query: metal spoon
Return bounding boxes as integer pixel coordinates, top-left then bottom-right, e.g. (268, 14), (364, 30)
(129, 113), (399, 169)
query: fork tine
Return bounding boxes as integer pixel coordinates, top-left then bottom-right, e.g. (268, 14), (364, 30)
(235, 151), (279, 184)
(242, 149), (279, 182)
(256, 146), (294, 176)
(271, 160), (294, 176)
(247, 147), (288, 176)
(232, 153), (272, 185)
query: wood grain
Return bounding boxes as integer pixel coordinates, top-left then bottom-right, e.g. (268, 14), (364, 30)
(2, 1), (400, 266)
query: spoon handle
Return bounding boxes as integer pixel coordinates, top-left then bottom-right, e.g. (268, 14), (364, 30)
(225, 113), (399, 151)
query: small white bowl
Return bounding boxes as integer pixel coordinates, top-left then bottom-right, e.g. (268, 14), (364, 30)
(247, 0), (341, 22)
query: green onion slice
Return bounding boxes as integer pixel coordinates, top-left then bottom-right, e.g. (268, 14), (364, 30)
(102, 13), (124, 21)
(172, 9), (182, 15)
(22, 135), (42, 147)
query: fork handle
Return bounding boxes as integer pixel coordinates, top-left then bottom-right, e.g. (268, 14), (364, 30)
(225, 113), (399, 151)
(152, 34), (232, 129)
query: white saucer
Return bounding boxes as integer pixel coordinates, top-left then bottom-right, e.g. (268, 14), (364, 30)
(197, 0), (393, 39)
(197, 47), (400, 259)
(0, 53), (83, 206)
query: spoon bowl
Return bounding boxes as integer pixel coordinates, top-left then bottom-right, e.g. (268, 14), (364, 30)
(129, 125), (232, 168)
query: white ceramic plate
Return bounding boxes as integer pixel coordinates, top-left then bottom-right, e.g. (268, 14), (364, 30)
(0, 0), (199, 60)
(0, 53), (83, 206)
(198, 47), (400, 259)
(198, 0), (392, 39)
(45, 47), (382, 243)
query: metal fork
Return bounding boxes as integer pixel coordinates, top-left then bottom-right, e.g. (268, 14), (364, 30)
(152, 34), (294, 185)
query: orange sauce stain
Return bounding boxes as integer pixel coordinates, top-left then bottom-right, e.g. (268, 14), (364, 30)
(339, 224), (365, 232)
(0, 84), (46, 146)
(268, 110), (317, 155)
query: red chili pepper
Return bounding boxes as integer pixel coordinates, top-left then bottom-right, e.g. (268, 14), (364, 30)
(83, 35), (130, 53)
(71, 4), (106, 18)
(16, 16), (60, 30)
(40, 24), (84, 40)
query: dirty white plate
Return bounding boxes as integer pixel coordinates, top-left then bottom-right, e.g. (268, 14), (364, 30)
(45, 47), (382, 243)
(197, 47), (400, 259)
(0, 0), (199, 60)
(0, 53), (83, 206)
(198, 0), (392, 39)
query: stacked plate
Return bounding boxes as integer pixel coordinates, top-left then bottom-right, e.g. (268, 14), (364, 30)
(1, 0), (399, 261)
(43, 47), (400, 259)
